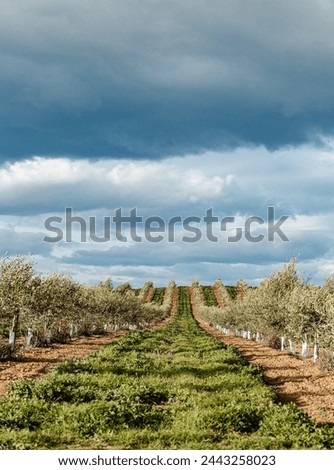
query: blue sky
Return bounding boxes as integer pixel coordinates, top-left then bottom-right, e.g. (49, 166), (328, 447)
(1, 0), (334, 286)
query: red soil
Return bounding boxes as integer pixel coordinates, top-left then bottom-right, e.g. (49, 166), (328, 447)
(0, 287), (178, 397)
(190, 287), (334, 424)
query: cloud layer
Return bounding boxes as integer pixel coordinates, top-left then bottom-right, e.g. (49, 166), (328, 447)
(0, 142), (333, 286)
(1, 0), (334, 158)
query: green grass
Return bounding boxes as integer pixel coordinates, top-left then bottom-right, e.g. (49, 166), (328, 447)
(226, 285), (238, 300)
(150, 287), (166, 305)
(0, 322), (11, 337)
(202, 285), (219, 307)
(0, 286), (333, 450)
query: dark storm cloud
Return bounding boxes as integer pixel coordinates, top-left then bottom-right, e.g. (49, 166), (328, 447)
(1, 0), (334, 159)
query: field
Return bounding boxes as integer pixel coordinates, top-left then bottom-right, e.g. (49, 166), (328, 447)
(1, 285), (334, 450)
(1, 257), (334, 449)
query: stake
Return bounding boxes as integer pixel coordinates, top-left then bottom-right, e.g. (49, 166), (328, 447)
(9, 308), (20, 354)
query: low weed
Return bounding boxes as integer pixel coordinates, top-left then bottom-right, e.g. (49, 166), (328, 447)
(1, 286), (334, 449)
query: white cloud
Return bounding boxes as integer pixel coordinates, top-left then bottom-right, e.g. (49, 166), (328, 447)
(0, 156), (231, 212)
(0, 142), (328, 214)
(0, 139), (334, 285)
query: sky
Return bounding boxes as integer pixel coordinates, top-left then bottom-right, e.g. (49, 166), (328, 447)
(1, 0), (334, 287)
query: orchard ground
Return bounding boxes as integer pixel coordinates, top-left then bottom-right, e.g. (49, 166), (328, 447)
(1, 286), (334, 427)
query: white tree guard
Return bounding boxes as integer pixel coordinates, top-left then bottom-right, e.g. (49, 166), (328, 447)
(301, 340), (309, 357)
(281, 336), (286, 351)
(288, 339), (295, 353)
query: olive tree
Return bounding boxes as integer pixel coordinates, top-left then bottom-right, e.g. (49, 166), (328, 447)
(0, 256), (39, 353)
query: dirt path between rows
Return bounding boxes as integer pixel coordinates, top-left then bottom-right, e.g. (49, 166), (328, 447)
(145, 287), (155, 302)
(5, 285), (333, 425)
(0, 288), (178, 397)
(190, 287), (334, 424)
(0, 332), (126, 396)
